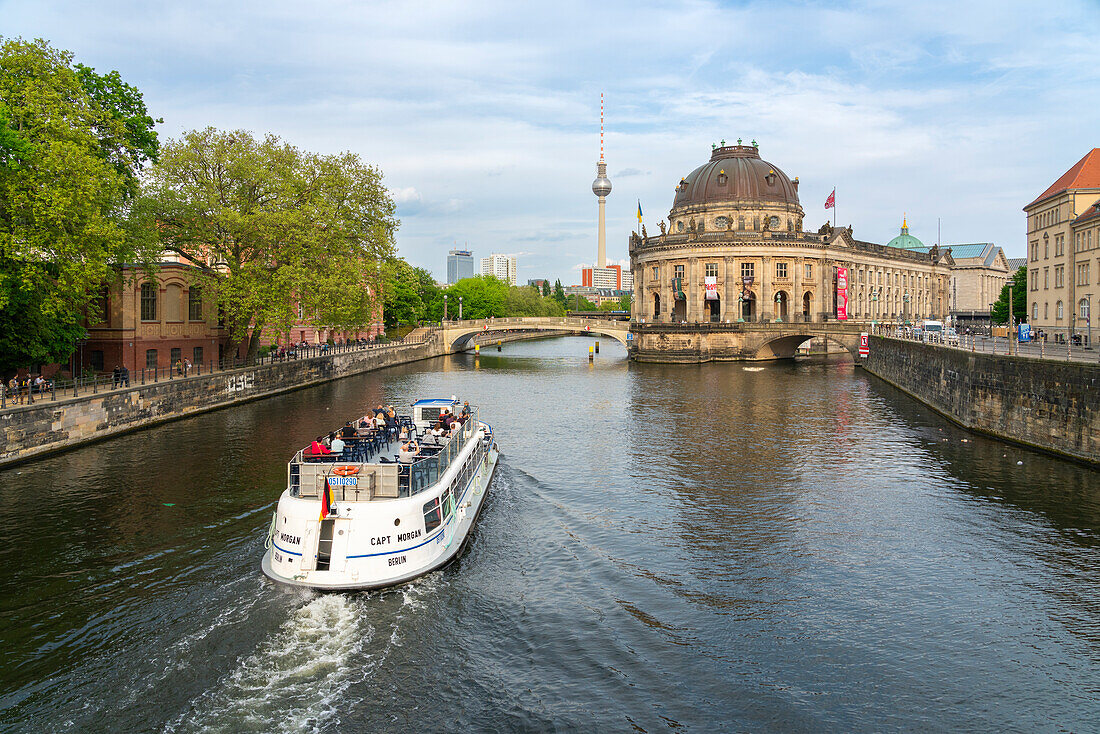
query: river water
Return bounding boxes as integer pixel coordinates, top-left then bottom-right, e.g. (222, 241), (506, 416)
(0, 337), (1097, 733)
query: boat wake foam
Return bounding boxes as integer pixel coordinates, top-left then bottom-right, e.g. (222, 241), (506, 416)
(165, 595), (370, 734)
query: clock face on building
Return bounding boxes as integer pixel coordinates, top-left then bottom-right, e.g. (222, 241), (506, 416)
(769, 216), (780, 229)
(715, 216), (729, 229)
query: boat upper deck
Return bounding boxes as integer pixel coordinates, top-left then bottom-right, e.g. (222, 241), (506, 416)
(288, 400), (486, 502)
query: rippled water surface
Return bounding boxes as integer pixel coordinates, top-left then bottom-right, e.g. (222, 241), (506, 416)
(1, 337), (1098, 732)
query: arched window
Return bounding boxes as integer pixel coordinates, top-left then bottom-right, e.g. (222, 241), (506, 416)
(140, 282), (157, 321)
(1080, 298), (1091, 320)
(1056, 301), (1064, 320)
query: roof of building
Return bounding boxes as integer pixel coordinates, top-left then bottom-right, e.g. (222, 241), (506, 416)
(1072, 197), (1100, 225)
(942, 242), (1006, 268)
(672, 143), (800, 212)
(886, 218), (925, 250)
(1007, 257), (1027, 270)
(1026, 148), (1100, 209)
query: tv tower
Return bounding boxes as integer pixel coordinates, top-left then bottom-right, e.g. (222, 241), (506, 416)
(591, 93), (612, 268)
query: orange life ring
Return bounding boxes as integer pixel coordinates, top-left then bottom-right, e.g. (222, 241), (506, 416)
(332, 465), (360, 476)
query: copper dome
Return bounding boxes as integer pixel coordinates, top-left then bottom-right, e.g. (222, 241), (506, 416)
(672, 144), (800, 210)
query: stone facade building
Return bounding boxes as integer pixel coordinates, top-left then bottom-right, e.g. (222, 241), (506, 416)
(629, 143), (953, 335)
(83, 262), (228, 374)
(1024, 148), (1100, 344)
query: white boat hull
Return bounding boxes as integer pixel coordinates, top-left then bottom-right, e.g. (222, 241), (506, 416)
(262, 429), (498, 591)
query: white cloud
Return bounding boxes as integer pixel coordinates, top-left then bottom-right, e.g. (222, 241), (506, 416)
(7, 0), (1098, 279)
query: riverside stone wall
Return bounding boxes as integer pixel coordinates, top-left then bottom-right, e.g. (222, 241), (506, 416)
(862, 337), (1100, 466)
(0, 339), (445, 467)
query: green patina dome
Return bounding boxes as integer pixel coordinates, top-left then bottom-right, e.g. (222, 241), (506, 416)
(887, 218), (925, 250)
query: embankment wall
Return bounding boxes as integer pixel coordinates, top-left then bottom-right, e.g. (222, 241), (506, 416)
(0, 339), (445, 468)
(861, 337), (1100, 466)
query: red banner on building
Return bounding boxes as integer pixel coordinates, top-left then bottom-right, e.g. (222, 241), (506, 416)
(836, 267), (849, 321)
(704, 276), (718, 300)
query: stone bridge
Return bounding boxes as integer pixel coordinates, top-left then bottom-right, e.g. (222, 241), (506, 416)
(630, 321), (866, 362)
(438, 317), (631, 351)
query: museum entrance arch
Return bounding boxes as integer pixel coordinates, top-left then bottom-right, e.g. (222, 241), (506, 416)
(707, 296), (721, 322)
(775, 291), (789, 321)
(802, 291), (812, 321)
(741, 292), (756, 322)
(672, 297), (687, 322)
(653, 292), (661, 319)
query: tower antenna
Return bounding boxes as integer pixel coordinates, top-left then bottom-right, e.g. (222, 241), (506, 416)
(600, 92), (605, 161)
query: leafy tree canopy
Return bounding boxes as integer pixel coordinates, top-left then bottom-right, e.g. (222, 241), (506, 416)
(142, 127), (398, 357)
(991, 267), (1027, 324)
(0, 37), (160, 372)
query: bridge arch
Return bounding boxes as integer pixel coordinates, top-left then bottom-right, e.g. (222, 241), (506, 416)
(748, 332), (860, 360)
(441, 318), (630, 352)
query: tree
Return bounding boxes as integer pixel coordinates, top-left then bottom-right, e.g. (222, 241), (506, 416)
(143, 128), (398, 358)
(991, 267), (1027, 324)
(618, 292), (632, 310)
(541, 280), (550, 297)
(0, 38), (161, 372)
(552, 279), (566, 306)
(441, 275), (509, 319)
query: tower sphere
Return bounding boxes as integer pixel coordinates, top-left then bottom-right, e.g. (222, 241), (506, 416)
(592, 169), (612, 197)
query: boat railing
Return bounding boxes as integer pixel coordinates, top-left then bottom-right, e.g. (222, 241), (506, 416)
(287, 406), (483, 499)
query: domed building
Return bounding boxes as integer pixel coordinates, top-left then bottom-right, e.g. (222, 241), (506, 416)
(887, 218), (924, 250)
(628, 141), (955, 361)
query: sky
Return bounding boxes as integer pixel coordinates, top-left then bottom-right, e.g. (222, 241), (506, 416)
(4, 0), (1099, 283)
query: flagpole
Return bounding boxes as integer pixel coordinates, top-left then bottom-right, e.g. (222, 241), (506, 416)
(833, 187), (836, 229)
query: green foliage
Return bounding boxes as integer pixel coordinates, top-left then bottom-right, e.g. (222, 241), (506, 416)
(541, 280), (550, 297)
(619, 292), (632, 310)
(991, 267), (1028, 324)
(0, 37), (160, 369)
(142, 128), (398, 355)
(74, 62), (162, 195)
(552, 279), (566, 305)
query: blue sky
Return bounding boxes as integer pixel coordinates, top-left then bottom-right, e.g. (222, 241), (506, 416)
(4, 0), (1099, 283)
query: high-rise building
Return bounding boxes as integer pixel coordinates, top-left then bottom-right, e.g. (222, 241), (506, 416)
(447, 249), (474, 284)
(592, 93), (612, 269)
(480, 254), (517, 285)
(582, 264), (624, 289)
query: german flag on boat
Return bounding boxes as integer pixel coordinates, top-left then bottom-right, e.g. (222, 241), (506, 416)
(320, 475), (334, 521)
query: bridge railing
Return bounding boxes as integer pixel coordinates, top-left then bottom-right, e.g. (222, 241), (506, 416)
(442, 316), (627, 330)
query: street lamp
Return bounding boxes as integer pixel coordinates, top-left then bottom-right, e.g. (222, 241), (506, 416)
(458, 296), (463, 320)
(774, 292), (783, 322)
(870, 289), (879, 332)
(737, 294), (745, 322)
(443, 294), (449, 321)
(903, 292), (910, 326)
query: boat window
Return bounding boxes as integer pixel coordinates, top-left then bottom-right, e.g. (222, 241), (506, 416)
(423, 497), (441, 532)
(420, 407), (442, 423)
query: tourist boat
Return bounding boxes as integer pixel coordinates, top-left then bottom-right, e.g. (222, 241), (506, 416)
(261, 398), (498, 590)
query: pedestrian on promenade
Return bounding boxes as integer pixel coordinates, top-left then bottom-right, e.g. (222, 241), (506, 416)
(112, 365), (121, 389)
(8, 376), (21, 405)
(121, 366), (130, 387)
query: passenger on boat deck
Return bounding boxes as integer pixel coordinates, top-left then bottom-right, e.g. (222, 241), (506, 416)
(330, 434), (345, 456)
(357, 417), (372, 435)
(374, 412), (386, 429)
(461, 401), (470, 417)
(341, 421), (356, 438)
(322, 433), (334, 448)
(397, 440), (419, 463)
(373, 404), (385, 418)
(428, 425), (444, 443)
(311, 437), (331, 455)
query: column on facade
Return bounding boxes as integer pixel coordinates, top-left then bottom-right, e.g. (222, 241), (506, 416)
(686, 258), (698, 322)
(724, 256), (736, 321)
(761, 256), (773, 321)
(661, 261), (673, 323)
(821, 259), (832, 321)
(793, 256), (803, 322)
